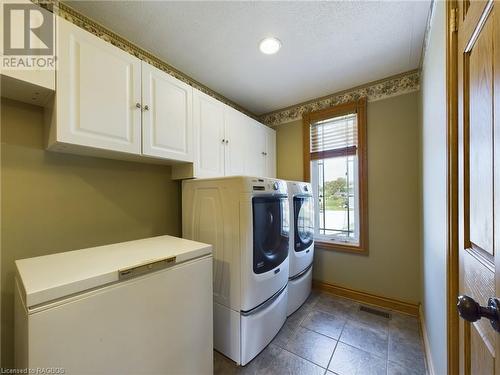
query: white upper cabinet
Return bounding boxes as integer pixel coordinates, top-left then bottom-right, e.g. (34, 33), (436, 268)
(245, 120), (276, 178)
(53, 18), (142, 155)
(141, 62), (193, 162)
(194, 90), (225, 177)
(47, 18), (274, 172)
(265, 127), (276, 178)
(173, 90), (276, 180)
(49, 18), (194, 164)
(245, 120), (267, 177)
(224, 107), (247, 176)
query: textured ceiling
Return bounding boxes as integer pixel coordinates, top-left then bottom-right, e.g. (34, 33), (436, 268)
(65, 1), (431, 115)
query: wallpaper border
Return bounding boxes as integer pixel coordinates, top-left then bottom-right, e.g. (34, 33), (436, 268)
(260, 69), (420, 127)
(33, 0), (259, 120)
(33, 1), (420, 128)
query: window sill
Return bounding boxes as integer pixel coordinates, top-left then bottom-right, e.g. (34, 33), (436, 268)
(314, 240), (368, 255)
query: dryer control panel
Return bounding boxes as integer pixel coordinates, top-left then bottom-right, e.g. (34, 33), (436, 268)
(249, 177), (287, 195)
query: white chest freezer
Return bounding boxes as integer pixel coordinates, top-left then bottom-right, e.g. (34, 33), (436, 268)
(14, 235), (213, 375)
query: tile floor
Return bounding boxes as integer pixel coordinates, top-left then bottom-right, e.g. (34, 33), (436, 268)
(214, 291), (427, 375)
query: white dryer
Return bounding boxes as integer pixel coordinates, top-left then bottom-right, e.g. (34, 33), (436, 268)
(286, 181), (314, 316)
(182, 176), (289, 366)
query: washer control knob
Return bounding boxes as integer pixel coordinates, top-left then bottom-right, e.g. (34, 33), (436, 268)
(304, 185), (309, 192)
(273, 182), (279, 191)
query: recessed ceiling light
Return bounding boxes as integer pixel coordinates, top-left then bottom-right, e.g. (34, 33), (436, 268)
(259, 37), (282, 55)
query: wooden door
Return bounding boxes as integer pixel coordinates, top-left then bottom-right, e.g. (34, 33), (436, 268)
(457, 1), (500, 374)
(141, 62), (193, 162)
(56, 18), (142, 154)
(193, 90), (225, 178)
(224, 107), (247, 176)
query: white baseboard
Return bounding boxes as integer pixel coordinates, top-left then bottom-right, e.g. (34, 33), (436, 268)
(419, 305), (435, 375)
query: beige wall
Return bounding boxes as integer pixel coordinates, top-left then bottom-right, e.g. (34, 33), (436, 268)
(275, 92), (421, 303)
(276, 120), (304, 181)
(420, 2), (447, 374)
(0, 98), (181, 368)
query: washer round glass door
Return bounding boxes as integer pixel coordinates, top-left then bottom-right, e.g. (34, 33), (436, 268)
(252, 195), (289, 274)
(294, 196), (314, 252)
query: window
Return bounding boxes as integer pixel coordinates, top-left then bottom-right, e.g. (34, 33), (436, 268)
(303, 98), (368, 254)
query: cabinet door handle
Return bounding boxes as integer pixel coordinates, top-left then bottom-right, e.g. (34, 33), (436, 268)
(135, 103), (142, 109)
(144, 105), (150, 111)
(222, 139), (226, 144)
(226, 140), (229, 144)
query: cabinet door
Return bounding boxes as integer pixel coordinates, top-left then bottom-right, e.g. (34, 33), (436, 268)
(245, 120), (267, 177)
(194, 90), (225, 177)
(142, 62), (193, 162)
(56, 18), (141, 154)
(265, 127), (276, 178)
(224, 107), (247, 176)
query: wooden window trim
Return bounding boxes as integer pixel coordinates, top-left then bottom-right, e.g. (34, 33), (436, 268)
(303, 98), (368, 255)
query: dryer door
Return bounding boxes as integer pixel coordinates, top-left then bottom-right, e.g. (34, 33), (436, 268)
(252, 195), (289, 274)
(294, 196), (314, 252)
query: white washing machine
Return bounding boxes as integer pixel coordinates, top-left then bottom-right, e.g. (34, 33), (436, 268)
(182, 176), (289, 366)
(286, 181), (314, 316)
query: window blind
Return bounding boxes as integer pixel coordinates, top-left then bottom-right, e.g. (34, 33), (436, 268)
(310, 113), (357, 160)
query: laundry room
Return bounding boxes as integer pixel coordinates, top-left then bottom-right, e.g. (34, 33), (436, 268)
(0, 0), (488, 374)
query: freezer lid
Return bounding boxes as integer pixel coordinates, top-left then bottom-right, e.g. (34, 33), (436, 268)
(15, 235), (212, 309)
